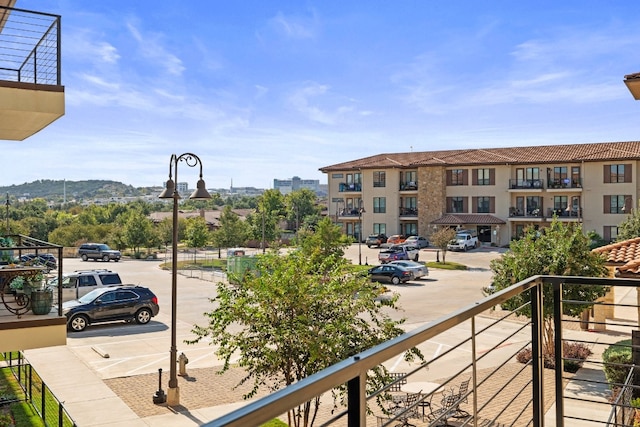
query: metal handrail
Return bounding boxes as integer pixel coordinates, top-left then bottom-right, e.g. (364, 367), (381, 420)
(0, 5), (61, 86)
(206, 275), (640, 426)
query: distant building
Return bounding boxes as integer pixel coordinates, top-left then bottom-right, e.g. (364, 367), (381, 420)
(176, 182), (189, 194)
(273, 176), (320, 195)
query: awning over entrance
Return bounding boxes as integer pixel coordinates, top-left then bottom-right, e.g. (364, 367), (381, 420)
(431, 214), (506, 226)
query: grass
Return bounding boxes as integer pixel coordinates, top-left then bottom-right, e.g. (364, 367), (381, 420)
(160, 258), (227, 270)
(0, 353), (73, 427)
(425, 260), (467, 270)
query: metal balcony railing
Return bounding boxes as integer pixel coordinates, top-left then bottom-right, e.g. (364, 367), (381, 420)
(0, 6), (61, 85)
(205, 275), (640, 427)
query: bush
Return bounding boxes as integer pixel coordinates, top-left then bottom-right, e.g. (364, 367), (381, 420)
(603, 339), (633, 389)
(515, 342), (592, 372)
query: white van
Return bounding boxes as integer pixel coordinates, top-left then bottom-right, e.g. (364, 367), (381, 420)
(49, 269), (123, 302)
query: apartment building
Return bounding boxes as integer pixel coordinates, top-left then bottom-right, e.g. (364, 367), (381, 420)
(0, 3), (66, 353)
(320, 141), (640, 245)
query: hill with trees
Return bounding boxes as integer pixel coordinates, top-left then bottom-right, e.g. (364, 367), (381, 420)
(0, 180), (156, 201)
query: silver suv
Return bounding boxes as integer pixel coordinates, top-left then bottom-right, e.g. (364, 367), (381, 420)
(49, 269), (123, 302)
(78, 243), (121, 262)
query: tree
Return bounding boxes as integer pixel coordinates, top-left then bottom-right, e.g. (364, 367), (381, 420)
(430, 227), (457, 263)
(121, 209), (154, 253)
(189, 226), (422, 427)
(284, 189), (320, 232)
(210, 206), (249, 249)
(297, 217), (352, 270)
(184, 217), (210, 248)
(617, 200), (640, 241)
(490, 218), (608, 355)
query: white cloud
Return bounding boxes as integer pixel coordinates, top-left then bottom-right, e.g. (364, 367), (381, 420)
(126, 21), (185, 76)
(269, 10), (318, 39)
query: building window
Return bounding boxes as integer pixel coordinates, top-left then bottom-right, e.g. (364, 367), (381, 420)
(403, 223), (418, 236)
(553, 196), (568, 212)
(451, 169), (464, 186)
(515, 225), (526, 239)
(526, 196), (542, 216)
(373, 171), (386, 187)
(373, 197), (386, 213)
(605, 164), (632, 183)
(373, 223), (386, 235)
(607, 195), (630, 214)
(476, 169), (491, 186)
(603, 226), (618, 243)
(401, 171), (417, 190)
(476, 197), (491, 213)
(449, 197), (465, 213)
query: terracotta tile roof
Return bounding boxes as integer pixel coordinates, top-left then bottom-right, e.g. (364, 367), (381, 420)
(431, 214), (506, 225)
(592, 237), (640, 264)
(319, 141), (640, 171)
(625, 72), (640, 81)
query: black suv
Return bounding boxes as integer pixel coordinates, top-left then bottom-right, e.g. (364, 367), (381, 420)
(78, 243), (121, 262)
(63, 285), (159, 332)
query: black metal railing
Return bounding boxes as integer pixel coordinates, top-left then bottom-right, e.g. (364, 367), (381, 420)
(1, 352), (75, 427)
(509, 179), (545, 190)
(0, 6), (61, 85)
(205, 275), (640, 427)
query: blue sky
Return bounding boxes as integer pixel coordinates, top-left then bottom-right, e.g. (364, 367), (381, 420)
(5, 1), (640, 189)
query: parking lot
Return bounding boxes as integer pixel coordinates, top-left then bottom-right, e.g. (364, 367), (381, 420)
(55, 244), (505, 380)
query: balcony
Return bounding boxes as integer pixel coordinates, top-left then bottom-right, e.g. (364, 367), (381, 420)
(339, 182), (362, 192)
(0, 4), (64, 141)
(0, 234), (66, 353)
(400, 181), (418, 191)
(548, 178), (583, 191)
(508, 179), (545, 190)
(210, 275), (638, 426)
(399, 207), (418, 217)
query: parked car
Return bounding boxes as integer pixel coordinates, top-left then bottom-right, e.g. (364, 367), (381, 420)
(368, 264), (412, 285)
(388, 260), (429, 279)
(387, 235), (407, 245)
(378, 245), (420, 263)
(404, 236), (429, 248)
(63, 285), (159, 332)
(78, 243), (121, 262)
(49, 269), (123, 302)
(365, 234), (388, 248)
(19, 253), (57, 272)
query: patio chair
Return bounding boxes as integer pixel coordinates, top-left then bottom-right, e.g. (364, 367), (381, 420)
(449, 378), (471, 418)
(390, 391), (422, 427)
(386, 372), (408, 409)
(427, 393), (457, 426)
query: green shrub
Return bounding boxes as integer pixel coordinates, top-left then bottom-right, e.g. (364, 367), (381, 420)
(261, 419), (287, 427)
(603, 339), (633, 389)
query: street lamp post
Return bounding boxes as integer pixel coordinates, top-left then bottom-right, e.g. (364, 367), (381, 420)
(158, 153), (211, 407)
(358, 204), (365, 265)
(5, 193), (9, 234)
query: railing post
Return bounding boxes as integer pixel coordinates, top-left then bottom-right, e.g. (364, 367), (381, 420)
(531, 280), (545, 427)
(554, 281), (564, 427)
(346, 365), (366, 427)
(633, 330), (640, 399)
(471, 316), (478, 427)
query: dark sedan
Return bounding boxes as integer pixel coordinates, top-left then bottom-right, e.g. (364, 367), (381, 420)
(367, 264), (412, 285)
(63, 285), (159, 332)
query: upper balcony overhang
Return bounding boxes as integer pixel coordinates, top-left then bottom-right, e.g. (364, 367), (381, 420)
(0, 81), (64, 140)
(0, 3), (64, 140)
(624, 72), (640, 100)
(0, 315), (66, 353)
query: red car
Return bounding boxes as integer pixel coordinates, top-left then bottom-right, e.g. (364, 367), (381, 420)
(386, 235), (407, 245)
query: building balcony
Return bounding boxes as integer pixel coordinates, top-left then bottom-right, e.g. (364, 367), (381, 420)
(338, 182), (362, 192)
(399, 207), (418, 217)
(0, 4), (64, 141)
(211, 275), (639, 426)
(547, 178), (583, 191)
(0, 234), (66, 353)
(508, 179), (544, 190)
(400, 181), (418, 191)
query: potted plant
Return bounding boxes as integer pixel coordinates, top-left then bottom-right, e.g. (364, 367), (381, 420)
(28, 272), (53, 315)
